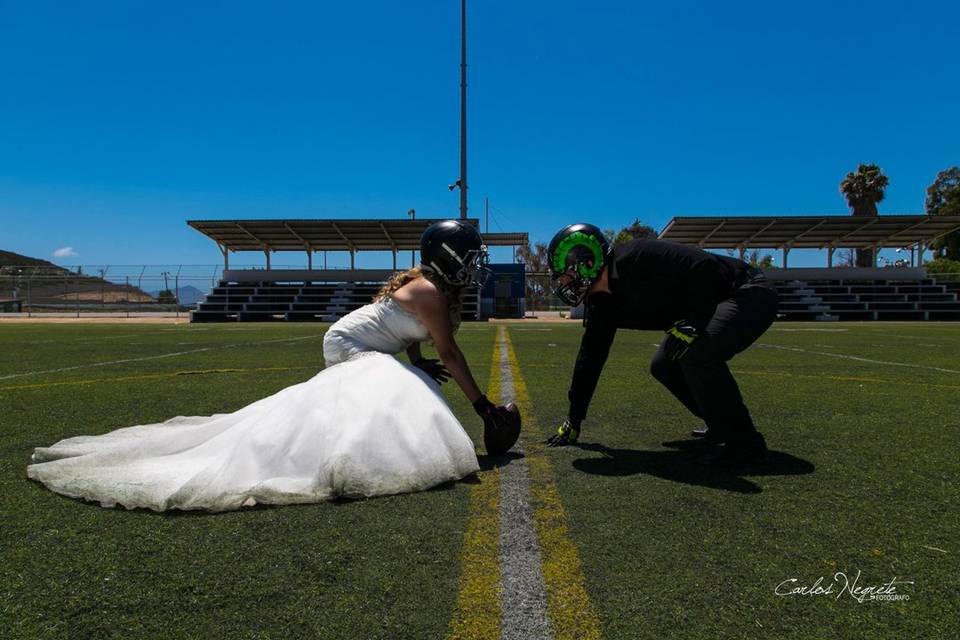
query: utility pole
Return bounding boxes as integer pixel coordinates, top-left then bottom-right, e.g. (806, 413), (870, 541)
(459, 0), (468, 219)
(485, 196), (489, 234)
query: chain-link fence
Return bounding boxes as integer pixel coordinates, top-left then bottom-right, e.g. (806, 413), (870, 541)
(0, 264), (575, 317)
(0, 265), (237, 316)
(523, 272), (572, 313)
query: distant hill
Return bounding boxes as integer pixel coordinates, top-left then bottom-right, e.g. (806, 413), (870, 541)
(0, 250), (70, 272)
(0, 250), (155, 303)
(148, 285), (206, 306)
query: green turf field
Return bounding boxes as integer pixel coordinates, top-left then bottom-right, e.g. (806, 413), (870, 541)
(1, 321), (958, 639)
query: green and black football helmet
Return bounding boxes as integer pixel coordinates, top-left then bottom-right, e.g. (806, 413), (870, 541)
(420, 220), (492, 287)
(547, 223), (611, 306)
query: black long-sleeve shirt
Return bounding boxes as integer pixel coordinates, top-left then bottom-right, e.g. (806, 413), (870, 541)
(567, 239), (750, 422)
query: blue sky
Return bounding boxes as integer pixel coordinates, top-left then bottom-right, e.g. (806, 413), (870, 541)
(2, 0), (958, 270)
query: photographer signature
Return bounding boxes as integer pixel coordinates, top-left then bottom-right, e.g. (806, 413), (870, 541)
(775, 570), (913, 602)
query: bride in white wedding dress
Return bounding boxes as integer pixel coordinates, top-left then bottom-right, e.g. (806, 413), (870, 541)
(27, 221), (518, 512)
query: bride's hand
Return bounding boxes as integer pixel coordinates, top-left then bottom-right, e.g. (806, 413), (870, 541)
(414, 358), (450, 384)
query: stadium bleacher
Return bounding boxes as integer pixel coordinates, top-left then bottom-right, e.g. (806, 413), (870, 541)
(771, 276), (960, 321)
(187, 218), (524, 323)
(192, 271), (480, 322)
(658, 214), (960, 322)
(186, 215), (960, 324)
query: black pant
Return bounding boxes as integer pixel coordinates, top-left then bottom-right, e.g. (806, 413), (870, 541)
(650, 277), (778, 443)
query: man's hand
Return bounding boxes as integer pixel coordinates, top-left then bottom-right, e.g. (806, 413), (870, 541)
(414, 357), (450, 384)
(663, 320), (699, 361)
(546, 419), (580, 447)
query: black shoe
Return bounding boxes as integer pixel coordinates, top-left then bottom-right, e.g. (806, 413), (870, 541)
(702, 434), (768, 467)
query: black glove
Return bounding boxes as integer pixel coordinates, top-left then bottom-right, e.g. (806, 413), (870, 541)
(473, 395), (513, 427)
(414, 357), (450, 384)
(473, 394), (496, 417)
(663, 320), (699, 361)
(546, 418), (581, 447)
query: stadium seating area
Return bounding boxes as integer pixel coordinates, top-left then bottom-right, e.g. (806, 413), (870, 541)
(191, 269), (959, 323)
(773, 277), (960, 321)
(191, 279), (480, 322)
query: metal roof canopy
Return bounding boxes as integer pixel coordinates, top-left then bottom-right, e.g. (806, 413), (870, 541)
(187, 218), (527, 252)
(658, 215), (960, 249)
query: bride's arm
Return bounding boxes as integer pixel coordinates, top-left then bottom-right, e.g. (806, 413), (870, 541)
(411, 283), (484, 404)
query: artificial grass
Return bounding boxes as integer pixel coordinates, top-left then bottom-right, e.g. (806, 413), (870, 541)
(2, 321), (958, 639)
(0, 322), (498, 640)
(511, 322), (960, 640)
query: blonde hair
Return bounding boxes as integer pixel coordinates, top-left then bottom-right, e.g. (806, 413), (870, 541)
(374, 267), (464, 331)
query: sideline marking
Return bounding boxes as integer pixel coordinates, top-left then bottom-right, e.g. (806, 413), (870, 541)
(0, 334), (323, 381)
(770, 327), (848, 332)
(733, 368), (960, 392)
(756, 342), (960, 374)
(0, 366), (313, 392)
(496, 328), (552, 640)
(448, 328), (602, 640)
(502, 329), (602, 640)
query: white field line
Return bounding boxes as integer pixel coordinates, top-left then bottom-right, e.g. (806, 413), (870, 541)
(857, 331), (960, 344)
(756, 343), (960, 374)
(496, 326), (552, 640)
(0, 335), (324, 381)
(73, 333), (150, 343)
(648, 339), (960, 375)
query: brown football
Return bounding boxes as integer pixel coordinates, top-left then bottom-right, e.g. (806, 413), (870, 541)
(484, 402), (522, 456)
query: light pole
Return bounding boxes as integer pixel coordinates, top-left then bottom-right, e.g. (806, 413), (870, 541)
(458, 0), (468, 219)
(408, 209), (417, 267)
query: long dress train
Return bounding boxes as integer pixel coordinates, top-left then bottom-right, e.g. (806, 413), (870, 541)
(27, 297), (480, 511)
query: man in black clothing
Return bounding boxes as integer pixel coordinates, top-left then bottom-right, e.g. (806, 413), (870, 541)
(544, 223), (779, 466)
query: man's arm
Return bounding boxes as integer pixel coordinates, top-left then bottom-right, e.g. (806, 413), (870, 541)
(567, 292), (618, 425)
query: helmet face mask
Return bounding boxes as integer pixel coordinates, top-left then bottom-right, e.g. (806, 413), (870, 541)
(437, 244), (491, 287)
(554, 270), (593, 306)
(547, 224), (609, 306)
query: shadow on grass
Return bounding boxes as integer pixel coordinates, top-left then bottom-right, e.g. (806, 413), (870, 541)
(570, 442), (814, 494)
(476, 451), (524, 472)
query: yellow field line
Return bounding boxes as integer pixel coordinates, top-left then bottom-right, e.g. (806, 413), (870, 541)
(0, 366), (312, 392)
(502, 329), (603, 640)
(446, 335), (503, 640)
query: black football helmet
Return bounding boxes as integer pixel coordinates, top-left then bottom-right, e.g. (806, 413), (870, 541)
(420, 220), (491, 286)
(547, 223), (611, 306)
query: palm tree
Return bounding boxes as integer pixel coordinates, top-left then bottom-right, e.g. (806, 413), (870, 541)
(839, 163), (889, 267)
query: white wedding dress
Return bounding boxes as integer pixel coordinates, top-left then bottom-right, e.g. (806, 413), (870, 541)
(27, 297), (480, 512)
